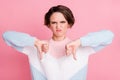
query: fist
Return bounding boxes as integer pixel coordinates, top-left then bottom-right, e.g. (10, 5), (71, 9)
(65, 39), (81, 60)
(34, 38), (49, 60)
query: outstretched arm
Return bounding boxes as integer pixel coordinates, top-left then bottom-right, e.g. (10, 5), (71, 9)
(2, 31), (49, 56)
(2, 31), (36, 54)
(66, 30), (114, 60)
(80, 30), (114, 51)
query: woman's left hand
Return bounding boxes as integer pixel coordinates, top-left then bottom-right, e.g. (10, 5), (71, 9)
(65, 39), (81, 60)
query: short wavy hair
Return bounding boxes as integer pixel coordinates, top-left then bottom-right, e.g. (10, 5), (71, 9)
(44, 5), (75, 27)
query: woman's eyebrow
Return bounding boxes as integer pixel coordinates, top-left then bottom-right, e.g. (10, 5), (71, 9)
(60, 21), (66, 23)
(50, 21), (57, 23)
(50, 20), (66, 23)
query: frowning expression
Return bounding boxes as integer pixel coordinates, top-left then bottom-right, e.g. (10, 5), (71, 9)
(49, 12), (70, 37)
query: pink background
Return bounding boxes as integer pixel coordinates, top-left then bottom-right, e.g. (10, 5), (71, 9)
(0, 0), (120, 80)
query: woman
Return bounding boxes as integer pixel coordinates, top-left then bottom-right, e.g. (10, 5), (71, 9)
(3, 5), (114, 80)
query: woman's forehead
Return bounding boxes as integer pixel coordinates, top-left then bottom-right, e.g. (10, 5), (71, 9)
(50, 12), (66, 21)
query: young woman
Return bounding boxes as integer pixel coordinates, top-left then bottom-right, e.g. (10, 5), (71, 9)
(3, 5), (114, 80)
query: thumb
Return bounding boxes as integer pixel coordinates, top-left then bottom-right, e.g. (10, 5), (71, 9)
(37, 46), (43, 60)
(71, 46), (77, 60)
(65, 45), (72, 56)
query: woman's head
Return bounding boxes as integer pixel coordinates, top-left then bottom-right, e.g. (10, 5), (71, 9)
(44, 5), (75, 27)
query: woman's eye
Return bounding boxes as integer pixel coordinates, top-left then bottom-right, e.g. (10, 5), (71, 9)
(61, 21), (66, 23)
(51, 22), (56, 24)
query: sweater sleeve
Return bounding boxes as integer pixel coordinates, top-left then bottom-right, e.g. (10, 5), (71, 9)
(2, 31), (36, 55)
(80, 30), (114, 52)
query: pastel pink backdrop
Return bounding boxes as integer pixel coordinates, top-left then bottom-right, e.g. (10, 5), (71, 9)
(0, 0), (120, 80)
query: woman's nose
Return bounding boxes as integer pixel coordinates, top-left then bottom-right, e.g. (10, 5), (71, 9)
(56, 23), (61, 28)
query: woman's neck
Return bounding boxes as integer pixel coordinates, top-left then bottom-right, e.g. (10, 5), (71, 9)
(52, 36), (66, 41)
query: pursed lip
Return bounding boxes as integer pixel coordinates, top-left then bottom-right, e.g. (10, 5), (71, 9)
(56, 29), (62, 32)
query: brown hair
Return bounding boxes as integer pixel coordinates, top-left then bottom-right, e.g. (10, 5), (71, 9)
(44, 5), (75, 27)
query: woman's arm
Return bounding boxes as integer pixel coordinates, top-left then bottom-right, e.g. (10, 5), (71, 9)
(80, 30), (114, 51)
(2, 31), (36, 53)
(66, 30), (114, 60)
(3, 31), (49, 56)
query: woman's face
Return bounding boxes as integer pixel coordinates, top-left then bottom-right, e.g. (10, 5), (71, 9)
(49, 12), (70, 38)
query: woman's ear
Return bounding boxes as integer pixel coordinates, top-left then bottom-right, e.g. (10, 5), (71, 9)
(47, 24), (50, 28)
(67, 24), (72, 28)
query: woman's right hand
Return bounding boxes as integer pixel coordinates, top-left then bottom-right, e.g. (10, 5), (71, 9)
(34, 38), (49, 60)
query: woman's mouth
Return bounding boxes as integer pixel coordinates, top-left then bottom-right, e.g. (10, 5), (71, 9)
(56, 29), (62, 32)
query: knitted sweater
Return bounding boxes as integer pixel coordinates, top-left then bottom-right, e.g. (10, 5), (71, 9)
(3, 30), (114, 80)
